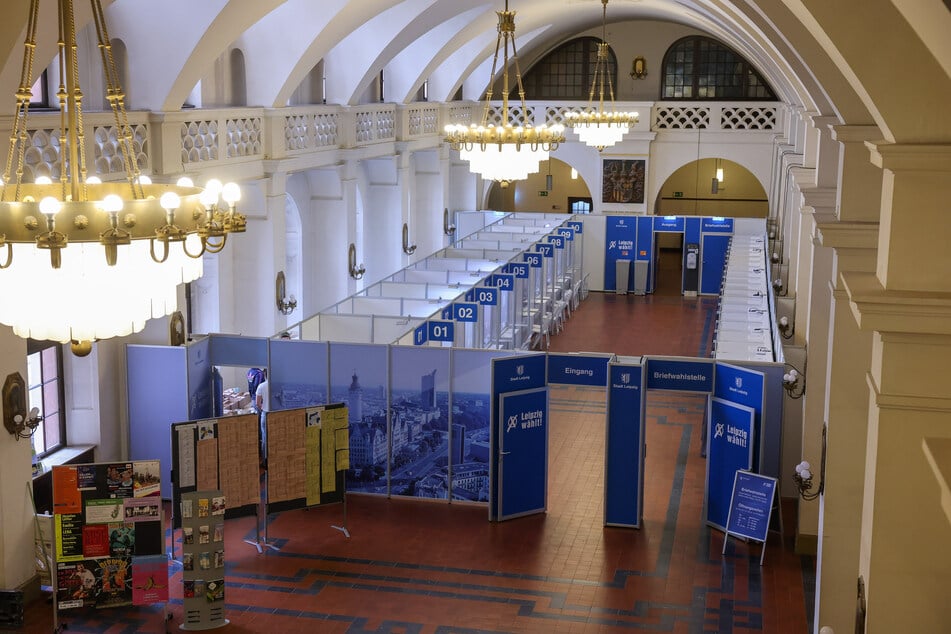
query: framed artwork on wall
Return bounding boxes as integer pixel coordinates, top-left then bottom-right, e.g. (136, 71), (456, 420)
(602, 158), (646, 204)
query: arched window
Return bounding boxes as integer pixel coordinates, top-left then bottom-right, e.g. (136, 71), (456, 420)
(519, 37), (617, 100)
(661, 36), (775, 100)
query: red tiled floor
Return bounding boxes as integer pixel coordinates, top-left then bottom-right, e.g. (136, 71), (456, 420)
(16, 291), (813, 633)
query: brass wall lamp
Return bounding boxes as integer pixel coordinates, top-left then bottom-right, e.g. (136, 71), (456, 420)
(402, 223), (417, 255)
(3, 372), (43, 441)
(276, 271), (297, 315)
(630, 56), (647, 80)
(348, 243), (366, 279)
(443, 208), (456, 236)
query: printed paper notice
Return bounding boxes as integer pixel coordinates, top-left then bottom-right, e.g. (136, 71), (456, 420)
(196, 438), (219, 491)
(53, 466), (82, 515)
(335, 427), (350, 471)
(305, 424), (321, 505)
(320, 416), (336, 493)
(55, 513), (84, 561)
(177, 424), (197, 488)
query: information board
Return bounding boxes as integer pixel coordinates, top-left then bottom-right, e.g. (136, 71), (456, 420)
(722, 470), (777, 565)
(705, 397), (755, 531)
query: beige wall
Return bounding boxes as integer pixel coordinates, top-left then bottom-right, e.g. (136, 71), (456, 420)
(654, 158), (767, 218)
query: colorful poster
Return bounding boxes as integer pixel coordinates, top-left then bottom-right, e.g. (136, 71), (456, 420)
(123, 498), (161, 523)
(53, 466), (82, 514)
(57, 560), (100, 609)
(86, 498), (124, 524)
(132, 555), (169, 605)
(108, 524), (135, 558)
(132, 461), (161, 497)
(82, 524), (110, 558)
(77, 465), (98, 490)
(105, 463), (135, 498)
(95, 556), (132, 608)
(55, 514), (84, 561)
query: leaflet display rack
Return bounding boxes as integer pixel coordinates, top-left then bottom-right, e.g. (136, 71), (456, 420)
(179, 490), (228, 630)
(50, 460), (169, 632)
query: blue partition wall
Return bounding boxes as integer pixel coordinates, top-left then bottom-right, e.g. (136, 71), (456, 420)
(186, 337), (212, 421)
(128, 345), (188, 499)
(451, 348), (513, 502)
(605, 362), (645, 527)
(330, 343), (390, 495)
(268, 339), (328, 410)
(389, 346), (451, 499)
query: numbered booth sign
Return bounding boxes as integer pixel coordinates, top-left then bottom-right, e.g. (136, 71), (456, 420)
(452, 302), (478, 322)
(567, 220), (583, 234)
(523, 253), (542, 268)
(557, 227), (575, 241)
(536, 244), (554, 258)
(475, 287), (499, 305)
(427, 320), (454, 342)
(493, 274), (514, 291)
(414, 324), (428, 346)
(506, 262), (530, 279)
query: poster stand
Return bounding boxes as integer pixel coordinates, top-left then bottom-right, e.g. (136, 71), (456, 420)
(721, 470), (778, 566)
(261, 403), (350, 546)
(49, 461), (170, 632)
(243, 426), (280, 554)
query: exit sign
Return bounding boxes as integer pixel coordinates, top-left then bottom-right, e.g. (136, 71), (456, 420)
(538, 190), (549, 197)
(673, 191), (684, 198)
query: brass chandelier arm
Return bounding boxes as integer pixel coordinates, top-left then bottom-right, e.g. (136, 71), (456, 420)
(1, 0), (41, 202)
(0, 239), (12, 269)
(90, 0), (143, 199)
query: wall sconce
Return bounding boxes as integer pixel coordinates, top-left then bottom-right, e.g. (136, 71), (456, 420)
(630, 56), (647, 80)
(3, 372), (43, 441)
(402, 223), (417, 255)
(778, 315), (793, 340)
(443, 208), (456, 236)
(348, 243), (366, 280)
(793, 424), (826, 501)
(783, 363), (805, 399)
(275, 270), (297, 315)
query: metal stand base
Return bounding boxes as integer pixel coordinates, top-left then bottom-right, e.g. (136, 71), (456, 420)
(331, 525), (350, 538)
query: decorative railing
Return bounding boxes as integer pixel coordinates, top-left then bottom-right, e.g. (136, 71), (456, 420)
(0, 100), (784, 181)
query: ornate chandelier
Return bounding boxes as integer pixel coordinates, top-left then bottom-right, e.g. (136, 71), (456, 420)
(444, 0), (565, 184)
(564, 0), (638, 150)
(0, 0), (244, 350)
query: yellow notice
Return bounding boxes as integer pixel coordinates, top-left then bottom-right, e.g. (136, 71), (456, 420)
(320, 411), (336, 493)
(335, 427), (350, 471)
(305, 424), (321, 506)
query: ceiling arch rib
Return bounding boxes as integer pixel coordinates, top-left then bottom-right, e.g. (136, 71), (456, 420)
(385, 4), (492, 104)
(0, 0), (116, 99)
(322, 0), (444, 105)
(105, 0), (284, 111)
(237, 0), (349, 107)
(269, 0), (406, 107)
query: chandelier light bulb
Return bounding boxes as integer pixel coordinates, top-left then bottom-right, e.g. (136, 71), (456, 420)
(101, 194), (124, 214)
(136, 175), (152, 185)
(176, 176), (195, 188)
(199, 187), (219, 208)
(160, 192), (182, 212)
(221, 182), (241, 206)
(39, 196), (61, 216)
(86, 176), (102, 184)
(35, 175), (53, 185)
(205, 179), (223, 196)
